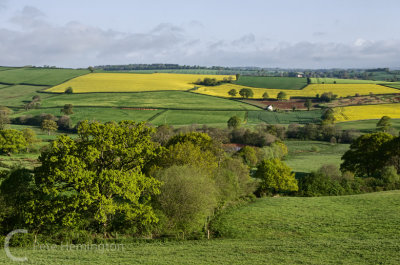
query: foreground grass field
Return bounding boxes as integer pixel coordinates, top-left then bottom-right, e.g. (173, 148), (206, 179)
(195, 83), (400, 99)
(1, 191), (399, 264)
(234, 76), (307, 90)
(46, 73), (233, 93)
(334, 103), (400, 122)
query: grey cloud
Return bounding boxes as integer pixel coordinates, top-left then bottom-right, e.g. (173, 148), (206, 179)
(1, 6), (400, 68)
(98, 24), (186, 59)
(151, 23), (184, 34)
(195, 40), (400, 68)
(231, 34), (256, 46)
(313, 32), (326, 37)
(9, 5), (48, 29)
(0, 0), (7, 10)
(208, 40), (226, 50)
(185, 20), (204, 29)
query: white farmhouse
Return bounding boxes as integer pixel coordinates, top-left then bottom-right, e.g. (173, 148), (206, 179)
(266, 105), (273, 111)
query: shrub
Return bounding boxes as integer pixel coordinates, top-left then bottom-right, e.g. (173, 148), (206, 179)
(65, 87), (73, 94)
(227, 116), (241, 129)
(254, 159), (298, 196)
(155, 165), (217, 236)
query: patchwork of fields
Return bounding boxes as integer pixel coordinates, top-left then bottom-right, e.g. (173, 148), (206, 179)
(195, 83), (400, 98)
(46, 73), (233, 93)
(1, 68), (400, 127)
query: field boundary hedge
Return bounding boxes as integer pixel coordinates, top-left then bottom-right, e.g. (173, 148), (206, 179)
(18, 106), (261, 112)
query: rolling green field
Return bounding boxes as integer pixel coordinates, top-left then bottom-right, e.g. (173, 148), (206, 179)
(13, 108), (249, 127)
(385, 84), (400, 90)
(284, 140), (349, 173)
(0, 68), (88, 86)
(149, 110), (247, 126)
(336, 119), (400, 133)
(0, 85), (54, 107)
(37, 91), (259, 110)
(247, 110), (322, 124)
(1, 191), (399, 264)
(234, 76), (308, 90)
(12, 107), (163, 125)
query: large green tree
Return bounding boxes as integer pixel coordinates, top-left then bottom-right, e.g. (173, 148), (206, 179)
(376, 116), (392, 132)
(277, 91), (287, 101)
(41, 119), (58, 135)
(61, 104), (74, 115)
(239, 88), (254, 98)
(155, 165), (217, 236)
(22, 128), (38, 152)
(381, 136), (400, 174)
(304, 99), (312, 111)
(254, 159), (298, 195)
(341, 132), (393, 177)
(321, 108), (335, 124)
(29, 120), (161, 234)
(235, 146), (258, 167)
(0, 129), (27, 154)
(227, 116), (242, 129)
(228, 89), (238, 97)
(0, 107), (11, 130)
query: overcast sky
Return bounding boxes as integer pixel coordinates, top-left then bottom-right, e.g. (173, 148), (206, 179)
(0, 0), (399, 68)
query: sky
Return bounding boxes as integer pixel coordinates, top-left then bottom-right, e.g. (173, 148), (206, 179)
(0, 0), (399, 69)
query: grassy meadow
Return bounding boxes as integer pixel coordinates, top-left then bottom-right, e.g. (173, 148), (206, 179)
(247, 110), (322, 124)
(283, 140), (349, 173)
(336, 119), (400, 132)
(46, 73), (233, 93)
(235, 76), (308, 90)
(35, 91), (259, 110)
(0, 85), (55, 107)
(1, 191), (399, 264)
(385, 84), (400, 89)
(0, 68), (88, 86)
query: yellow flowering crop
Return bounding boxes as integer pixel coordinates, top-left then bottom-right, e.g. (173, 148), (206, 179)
(334, 104), (400, 122)
(194, 83), (399, 99)
(47, 73), (233, 93)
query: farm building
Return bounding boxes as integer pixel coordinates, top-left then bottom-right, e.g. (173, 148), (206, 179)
(266, 105), (273, 111)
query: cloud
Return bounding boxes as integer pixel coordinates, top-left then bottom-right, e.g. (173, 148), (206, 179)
(0, 0), (7, 10)
(1, 6), (400, 68)
(231, 34), (256, 46)
(9, 5), (47, 28)
(313, 31), (326, 37)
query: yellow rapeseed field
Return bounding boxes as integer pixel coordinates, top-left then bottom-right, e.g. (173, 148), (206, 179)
(47, 73), (233, 93)
(334, 104), (400, 122)
(194, 83), (400, 98)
